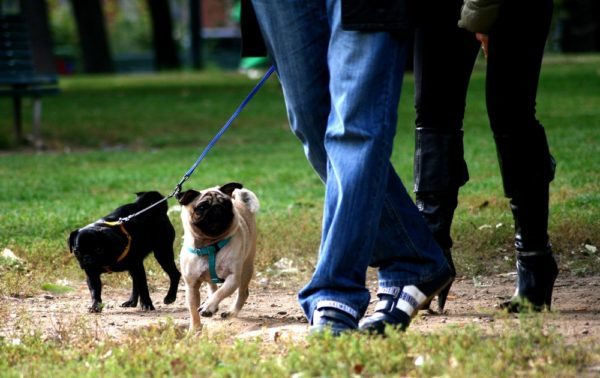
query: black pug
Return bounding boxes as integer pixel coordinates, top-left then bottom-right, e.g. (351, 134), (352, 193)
(69, 191), (181, 313)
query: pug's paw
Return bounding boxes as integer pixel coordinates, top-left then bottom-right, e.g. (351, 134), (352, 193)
(89, 301), (104, 313)
(198, 302), (218, 317)
(200, 308), (214, 317)
(163, 294), (176, 304)
(140, 302), (155, 311)
(121, 299), (138, 308)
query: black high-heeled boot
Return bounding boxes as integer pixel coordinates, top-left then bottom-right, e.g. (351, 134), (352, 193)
(500, 188), (558, 312)
(494, 127), (557, 312)
(413, 128), (467, 313)
(500, 249), (558, 312)
(416, 193), (458, 313)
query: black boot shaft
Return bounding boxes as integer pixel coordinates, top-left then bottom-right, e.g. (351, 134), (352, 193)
(494, 126), (555, 251)
(413, 128), (467, 250)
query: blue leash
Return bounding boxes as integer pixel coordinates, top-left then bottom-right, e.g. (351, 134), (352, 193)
(118, 65), (276, 223)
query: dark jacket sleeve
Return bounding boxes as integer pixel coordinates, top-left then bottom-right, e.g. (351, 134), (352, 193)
(341, 0), (414, 33)
(240, 0), (413, 58)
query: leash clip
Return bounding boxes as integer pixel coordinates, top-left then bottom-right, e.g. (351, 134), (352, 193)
(172, 184), (182, 198)
(170, 178), (186, 199)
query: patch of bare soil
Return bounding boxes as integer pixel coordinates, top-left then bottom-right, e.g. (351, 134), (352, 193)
(1, 273), (599, 347)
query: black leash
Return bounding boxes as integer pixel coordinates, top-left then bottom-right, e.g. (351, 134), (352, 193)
(117, 65), (276, 224)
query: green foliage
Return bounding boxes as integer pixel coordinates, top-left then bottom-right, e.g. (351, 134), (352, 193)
(48, 0), (157, 61)
(104, 1), (152, 54)
(47, 0), (79, 56)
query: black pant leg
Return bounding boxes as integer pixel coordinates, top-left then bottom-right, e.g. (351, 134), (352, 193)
(412, 0), (480, 250)
(487, 0), (555, 251)
(486, 0), (553, 135)
(413, 0), (480, 132)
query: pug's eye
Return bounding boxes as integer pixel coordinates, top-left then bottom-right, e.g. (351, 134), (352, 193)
(196, 203), (209, 212)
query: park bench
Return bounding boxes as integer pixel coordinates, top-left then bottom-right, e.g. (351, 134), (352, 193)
(0, 14), (59, 145)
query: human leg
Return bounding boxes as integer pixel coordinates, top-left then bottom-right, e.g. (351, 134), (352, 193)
(298, 0), (420, 328)
(249, 1), (439, 272)
(250, 0), (331, 181)
(411, 0), (480, 312)
(252, 0), (452, 334)
(318, 0), (456, 333)
(486, 0), (557, 311)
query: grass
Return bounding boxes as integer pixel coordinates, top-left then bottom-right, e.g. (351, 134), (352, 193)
(1, 56), (598, 281)
(0, 55), (599, 376)
(0, 314), (597, 377)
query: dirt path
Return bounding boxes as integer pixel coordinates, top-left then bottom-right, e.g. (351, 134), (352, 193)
(2, 273), (599, 346)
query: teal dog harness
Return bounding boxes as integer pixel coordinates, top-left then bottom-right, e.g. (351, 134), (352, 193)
(186, 237), (231, 284)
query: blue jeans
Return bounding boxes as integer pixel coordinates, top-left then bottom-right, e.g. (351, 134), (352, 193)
(251, 0), (450, 323)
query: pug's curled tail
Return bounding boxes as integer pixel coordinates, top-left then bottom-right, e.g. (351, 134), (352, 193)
(233, 188), (259, 214)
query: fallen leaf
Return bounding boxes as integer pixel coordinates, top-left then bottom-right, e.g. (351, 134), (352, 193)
(353, 364), (364, 374)
(415, 355), (426, 367)
(273, 331), (281, 342)
(2, 248), (21, 261)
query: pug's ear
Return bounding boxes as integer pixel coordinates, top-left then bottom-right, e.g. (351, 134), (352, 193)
(68, 230), (79, 253)
(176, 189), (200, 205)
(219, 182), (243, 197)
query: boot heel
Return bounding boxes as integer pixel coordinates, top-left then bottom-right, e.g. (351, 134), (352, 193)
(420, 249), (455, 314)
(437, 249), (456, 312)
(437, 281), (452, 313)
(541, 261), (558, 310)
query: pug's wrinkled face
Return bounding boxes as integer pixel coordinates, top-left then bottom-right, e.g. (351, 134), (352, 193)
(177, 183), (243, 238)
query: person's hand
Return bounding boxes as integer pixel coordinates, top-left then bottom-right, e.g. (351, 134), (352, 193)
(476, 33), (489, 59)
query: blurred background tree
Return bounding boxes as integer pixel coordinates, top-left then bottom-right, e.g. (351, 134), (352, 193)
(69, 0), (114, 73)
(49, 0), (237, 73)
(2, 0), (599, 75)
(555, 0), (600, 52)
(145, 0), (180, 70)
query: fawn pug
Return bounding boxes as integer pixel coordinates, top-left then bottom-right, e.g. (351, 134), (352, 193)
(177, 182), (259, 330)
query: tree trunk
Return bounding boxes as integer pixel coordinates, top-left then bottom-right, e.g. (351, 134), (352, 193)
(19, 0), (56, 74)
(190, 0), (203, 69)
(146, 0), (180, 70)
(559, 0), (600, 52)
(69, 0), (114, 73)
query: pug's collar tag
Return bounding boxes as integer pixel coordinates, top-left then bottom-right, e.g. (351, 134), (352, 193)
(186, 238), (231, 284)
